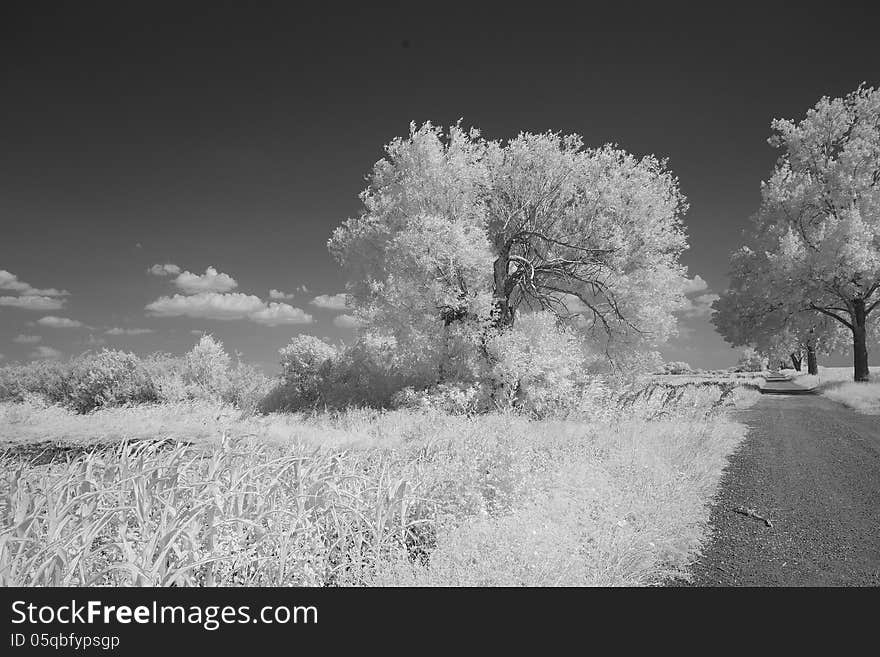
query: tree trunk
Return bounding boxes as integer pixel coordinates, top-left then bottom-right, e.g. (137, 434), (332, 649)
(789, 352), (802, 372)
(852, 299), (870, 382)
(491, 246), (514, 329)
(806, 343), (818, 375)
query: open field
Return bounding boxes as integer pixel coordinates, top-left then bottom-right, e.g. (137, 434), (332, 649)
(0, 381), (751, 587)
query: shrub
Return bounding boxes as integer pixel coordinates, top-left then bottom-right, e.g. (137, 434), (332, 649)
(264, 334), (435, 413)
(184, 335), (231, 397)
(0, 338), (272, 414)
(323, 334), (420, 408)
(392, 382), (489, 415)
(221, 359), (273, 413)
(63, 350), (157, 413)
(0, 360), (67, 404)
(662, 361), (692, 375)
(141, 352), (189, 403)
(277, 335), (337, 407)
(484, 312), (588, 416)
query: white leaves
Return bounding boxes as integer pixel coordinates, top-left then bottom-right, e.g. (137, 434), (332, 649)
(758, 85), (880, 306)
(329, 121), (691, 364)
(715, 87), (880, 356)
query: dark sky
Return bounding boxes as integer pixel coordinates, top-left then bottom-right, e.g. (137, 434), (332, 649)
(1, 2), (878, 371)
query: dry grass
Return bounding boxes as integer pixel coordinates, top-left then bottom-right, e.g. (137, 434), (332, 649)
(789, 366), (880, 415)
(822, 383), (880, 414)
(370, 415), (744, 586)
(0, 383), (748, 587)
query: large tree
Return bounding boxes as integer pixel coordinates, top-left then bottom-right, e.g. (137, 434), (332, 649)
(712, 245), (846, 374)
(328, 122), (690, 375)
(750, 85), (880, 381)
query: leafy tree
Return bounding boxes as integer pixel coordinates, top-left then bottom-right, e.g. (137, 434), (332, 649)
(276, 335), (337, 408)
(328, 122), (690, 375)
(712, 246), (845, 374)
(279, 335), (337, 387)
(746, 85), (880, 380)
(185, 334), (231, 396)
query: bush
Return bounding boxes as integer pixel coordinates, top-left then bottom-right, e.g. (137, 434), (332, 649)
(141, 352), (188, 403)
(184, 335), (231, 398)
(277, 335), (337, 407)
(392, 382), (488, 415)
(222, 359), (273, 413)
(261, 315), (620, 417)
(0, 360), (67, 404)
(63, 350), (157, 413)
(323, 334), (422, 408)
(662, 361), (692, 375)
(263, 334), (435, 413)
(142, 337), (271, 411)
(484, 312), (588, 416)
(0, 351), (156, 412)
(0, 336), (272, 414)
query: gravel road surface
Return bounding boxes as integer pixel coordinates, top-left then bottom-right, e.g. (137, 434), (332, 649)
(676, 394), (880, 586)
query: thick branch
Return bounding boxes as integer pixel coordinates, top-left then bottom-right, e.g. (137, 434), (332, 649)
(810, 304), (854, 330)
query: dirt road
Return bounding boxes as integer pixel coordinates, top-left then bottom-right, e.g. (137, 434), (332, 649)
(677, 394), (880, 586)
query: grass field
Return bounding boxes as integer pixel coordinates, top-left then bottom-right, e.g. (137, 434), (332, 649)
(0, 381), (752, 587)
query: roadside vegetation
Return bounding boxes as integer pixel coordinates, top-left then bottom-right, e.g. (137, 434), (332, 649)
(786, 366), (880, 415)
(0, 334), (756, 587)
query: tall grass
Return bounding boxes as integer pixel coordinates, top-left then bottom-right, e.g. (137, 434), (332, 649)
(821, 382), (880, 414)
(1, 382), (748, 587)
(1, 437), (424, 586)
(790, 366), (880, 414)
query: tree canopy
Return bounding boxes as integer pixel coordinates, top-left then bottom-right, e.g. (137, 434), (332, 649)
(715, 85), (880, 380)
(328, 122), (690, 376)
(712, 245), (846, 373)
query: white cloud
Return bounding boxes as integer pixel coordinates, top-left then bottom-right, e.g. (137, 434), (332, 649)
(106, 327), (154, 335)
(146, 292), (313, 326)
(31, 346), (62, 360)
(0, 353), (4, 360)
(250, 303), (313, 326)
(0, 269), (69, 297)
(681, 293), (720, 319)
(677, 275), (719, 319)
(0, 295), (66, 311)
(297, 284), (310, 294)
(148, 263), (182, 276)
(86, 335), (107, 347)
(146, 292), (266, 320)
(13, 334), (42, 344)
(269, 288), (295, 300)
(173, 266), (238, 295)
(333, 314), (362, 329)
(311, 293), (348, 311)
(37, 316), (86, 328)
(682, 274), (709, 295)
